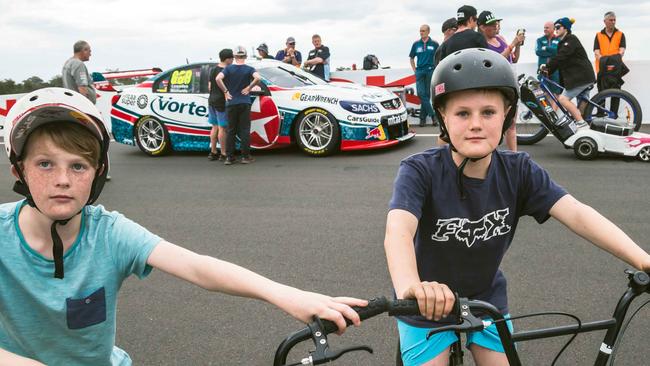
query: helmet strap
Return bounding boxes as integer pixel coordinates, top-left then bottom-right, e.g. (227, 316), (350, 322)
(51, 219), (71, 279)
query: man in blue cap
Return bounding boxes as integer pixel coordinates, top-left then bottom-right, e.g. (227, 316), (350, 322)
(542, 17), (595, 127)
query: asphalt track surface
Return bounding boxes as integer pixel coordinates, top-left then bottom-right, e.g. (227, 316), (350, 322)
(1, 129), (649, 366)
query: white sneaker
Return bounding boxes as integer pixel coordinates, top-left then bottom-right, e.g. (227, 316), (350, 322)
(575, 120), (588, 129)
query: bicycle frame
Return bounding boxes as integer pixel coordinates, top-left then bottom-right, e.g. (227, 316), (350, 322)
(538, 76), (616, 122)
(455, 270), (650, 366)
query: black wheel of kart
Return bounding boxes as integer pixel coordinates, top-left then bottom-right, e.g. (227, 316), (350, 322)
(573, 137), (598, 160)
(134, 116), (171, 156)
(294, 108), (340, 156)
(638, 146), (650, 162)
(516, 109), (548, 145)
(583, 89), (642, 131)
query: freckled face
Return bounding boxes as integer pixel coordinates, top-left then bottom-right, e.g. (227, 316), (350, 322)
(16, 136), (96, 221)
(440, 89), (508, 159)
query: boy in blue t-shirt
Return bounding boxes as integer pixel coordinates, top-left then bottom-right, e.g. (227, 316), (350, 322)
(0, 88), (366, 365)
(384, 49), (650, 366)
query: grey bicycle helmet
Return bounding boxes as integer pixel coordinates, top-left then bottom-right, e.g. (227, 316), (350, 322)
(432, 48), (519, 144)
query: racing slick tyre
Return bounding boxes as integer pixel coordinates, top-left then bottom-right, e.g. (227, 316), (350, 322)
(134, 116), (171, 156)
(583, 89), (642, 131)
(294, 108), (340, 156)
(638, 146), (650, 162)
(516, 109), (548, 145)
(573, 137), (599, 160)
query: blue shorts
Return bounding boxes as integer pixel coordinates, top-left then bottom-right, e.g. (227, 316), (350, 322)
(561, 83), (592, 101)
(397, 315), (513, 366)
(208, 106), (228, 127)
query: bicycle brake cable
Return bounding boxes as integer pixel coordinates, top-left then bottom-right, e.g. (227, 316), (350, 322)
(609, 297), (650, 365)
(492, 311), (582, 366)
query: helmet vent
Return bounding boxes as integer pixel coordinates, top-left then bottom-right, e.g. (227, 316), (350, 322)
(483, 60), (492, 68)
(453, 63), (462, 71)
(64, 91), (74, 96)
(29, 96), (38, 101)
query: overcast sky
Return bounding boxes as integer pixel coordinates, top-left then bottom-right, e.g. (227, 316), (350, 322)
(1, 0), (649, 82)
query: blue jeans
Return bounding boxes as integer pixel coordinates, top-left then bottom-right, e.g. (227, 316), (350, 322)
(415, 69), (434, 121)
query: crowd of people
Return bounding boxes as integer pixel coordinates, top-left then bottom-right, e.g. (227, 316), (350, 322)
(409, 6), (627, 154)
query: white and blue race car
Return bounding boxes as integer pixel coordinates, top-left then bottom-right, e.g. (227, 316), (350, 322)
(110, 59), (414, 156)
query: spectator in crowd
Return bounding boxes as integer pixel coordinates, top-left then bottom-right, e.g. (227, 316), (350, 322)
(257, 43), (274, 60)
(207, 48), (234, 161)
(543, 17), (595, 128)
(594, 11), (627, 113)
(536, 21), (562, 93)
(478, 10), (524, 151)
(304, 34), (331, 81)
(441, 18), (458, 42)
(276, 37), (302, 67)
(435, 5), (488, 64)
(62, 40), (111, 180)
(594, 11), (626, 73)
(62, 40), (96, 104)
(216, 46), (261, 165)
(409, 24), (439, 127)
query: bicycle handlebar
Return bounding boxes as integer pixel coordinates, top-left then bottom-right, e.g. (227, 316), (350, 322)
(273, 296), (419, 366)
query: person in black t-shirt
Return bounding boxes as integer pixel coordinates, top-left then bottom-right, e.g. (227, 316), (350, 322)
(385, 48), (650, 366)
(207, 49), (234, 161)
(304, 34), (330, 80)
(434, 5), (488, 64)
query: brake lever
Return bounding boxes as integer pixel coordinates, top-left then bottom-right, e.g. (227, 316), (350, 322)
(426, 297), (488, 340)
(291, 316), (373, 366)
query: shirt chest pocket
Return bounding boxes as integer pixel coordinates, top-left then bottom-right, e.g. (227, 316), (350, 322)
(66, 287), (107, 330)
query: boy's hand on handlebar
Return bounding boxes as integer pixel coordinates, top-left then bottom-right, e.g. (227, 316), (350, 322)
(403, 281), (455, 321)
(276, 289), (368, 334)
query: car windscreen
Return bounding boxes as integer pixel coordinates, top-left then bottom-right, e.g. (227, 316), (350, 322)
(258, 66), (328, 88)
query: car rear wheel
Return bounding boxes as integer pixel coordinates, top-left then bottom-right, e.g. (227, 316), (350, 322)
(294, 108), (340, 156)
(135, 116), (171, 156)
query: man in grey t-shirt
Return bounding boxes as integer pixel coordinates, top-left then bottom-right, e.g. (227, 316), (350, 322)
(62, 40), (96, 104)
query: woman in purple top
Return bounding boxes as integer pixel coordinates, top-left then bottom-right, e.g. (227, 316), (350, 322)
(477, 10), (525, 152)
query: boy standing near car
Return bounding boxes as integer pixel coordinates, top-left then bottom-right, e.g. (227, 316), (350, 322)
(207, 49), (234, 161)
(215, 46), (261, 165)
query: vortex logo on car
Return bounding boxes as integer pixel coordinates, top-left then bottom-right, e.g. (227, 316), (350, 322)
(339, 100), (380, 114)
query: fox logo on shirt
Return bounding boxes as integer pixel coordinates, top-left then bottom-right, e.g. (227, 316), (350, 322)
(431, 208), (511, 248)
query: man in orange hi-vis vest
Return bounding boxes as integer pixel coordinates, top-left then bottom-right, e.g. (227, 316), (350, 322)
(593, 11), (626, 74)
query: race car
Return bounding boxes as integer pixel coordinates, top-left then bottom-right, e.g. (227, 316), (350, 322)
(110, 59), (414, 156)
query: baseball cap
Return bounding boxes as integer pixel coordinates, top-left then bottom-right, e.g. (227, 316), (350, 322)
(256, 43), (269, 53)
(234, 45), (247, 57)
(286, 36), (296, 44)
(456, 5), (477, 22)
(441, 17), (458, 32)
(478, 10), (502, 26)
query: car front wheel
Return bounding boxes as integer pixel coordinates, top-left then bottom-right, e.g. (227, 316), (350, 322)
(294, 108), (340, 156)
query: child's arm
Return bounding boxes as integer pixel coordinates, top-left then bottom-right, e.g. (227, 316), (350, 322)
(146, 241), (367, 332)
(550, 195), (650, 271)
(384, 209), (455, 321)
(0, 348), (45, 366)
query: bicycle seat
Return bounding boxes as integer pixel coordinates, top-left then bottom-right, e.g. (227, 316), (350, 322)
(590, 119), (633, 136)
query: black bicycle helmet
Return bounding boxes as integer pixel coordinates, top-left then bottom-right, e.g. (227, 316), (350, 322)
(432, 47), (519, 144)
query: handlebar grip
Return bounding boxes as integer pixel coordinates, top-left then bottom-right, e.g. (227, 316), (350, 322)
(321, 297), (391, 334)
(388, 299), (420, 316)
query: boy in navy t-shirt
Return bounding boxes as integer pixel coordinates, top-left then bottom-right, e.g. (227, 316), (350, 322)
(215, 46), (261, 165)
(384, 49), (650, 366)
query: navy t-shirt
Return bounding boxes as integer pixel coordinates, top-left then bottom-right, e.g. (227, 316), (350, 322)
(389, 146), (567, 328)
(221, 64), (256, 106)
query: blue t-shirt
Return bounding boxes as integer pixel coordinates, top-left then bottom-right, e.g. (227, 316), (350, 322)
(221, 64), (256, 106)
(389, 147), (567, 328)
(409, 38), (439, 71)
(0, 201), (161, 365)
